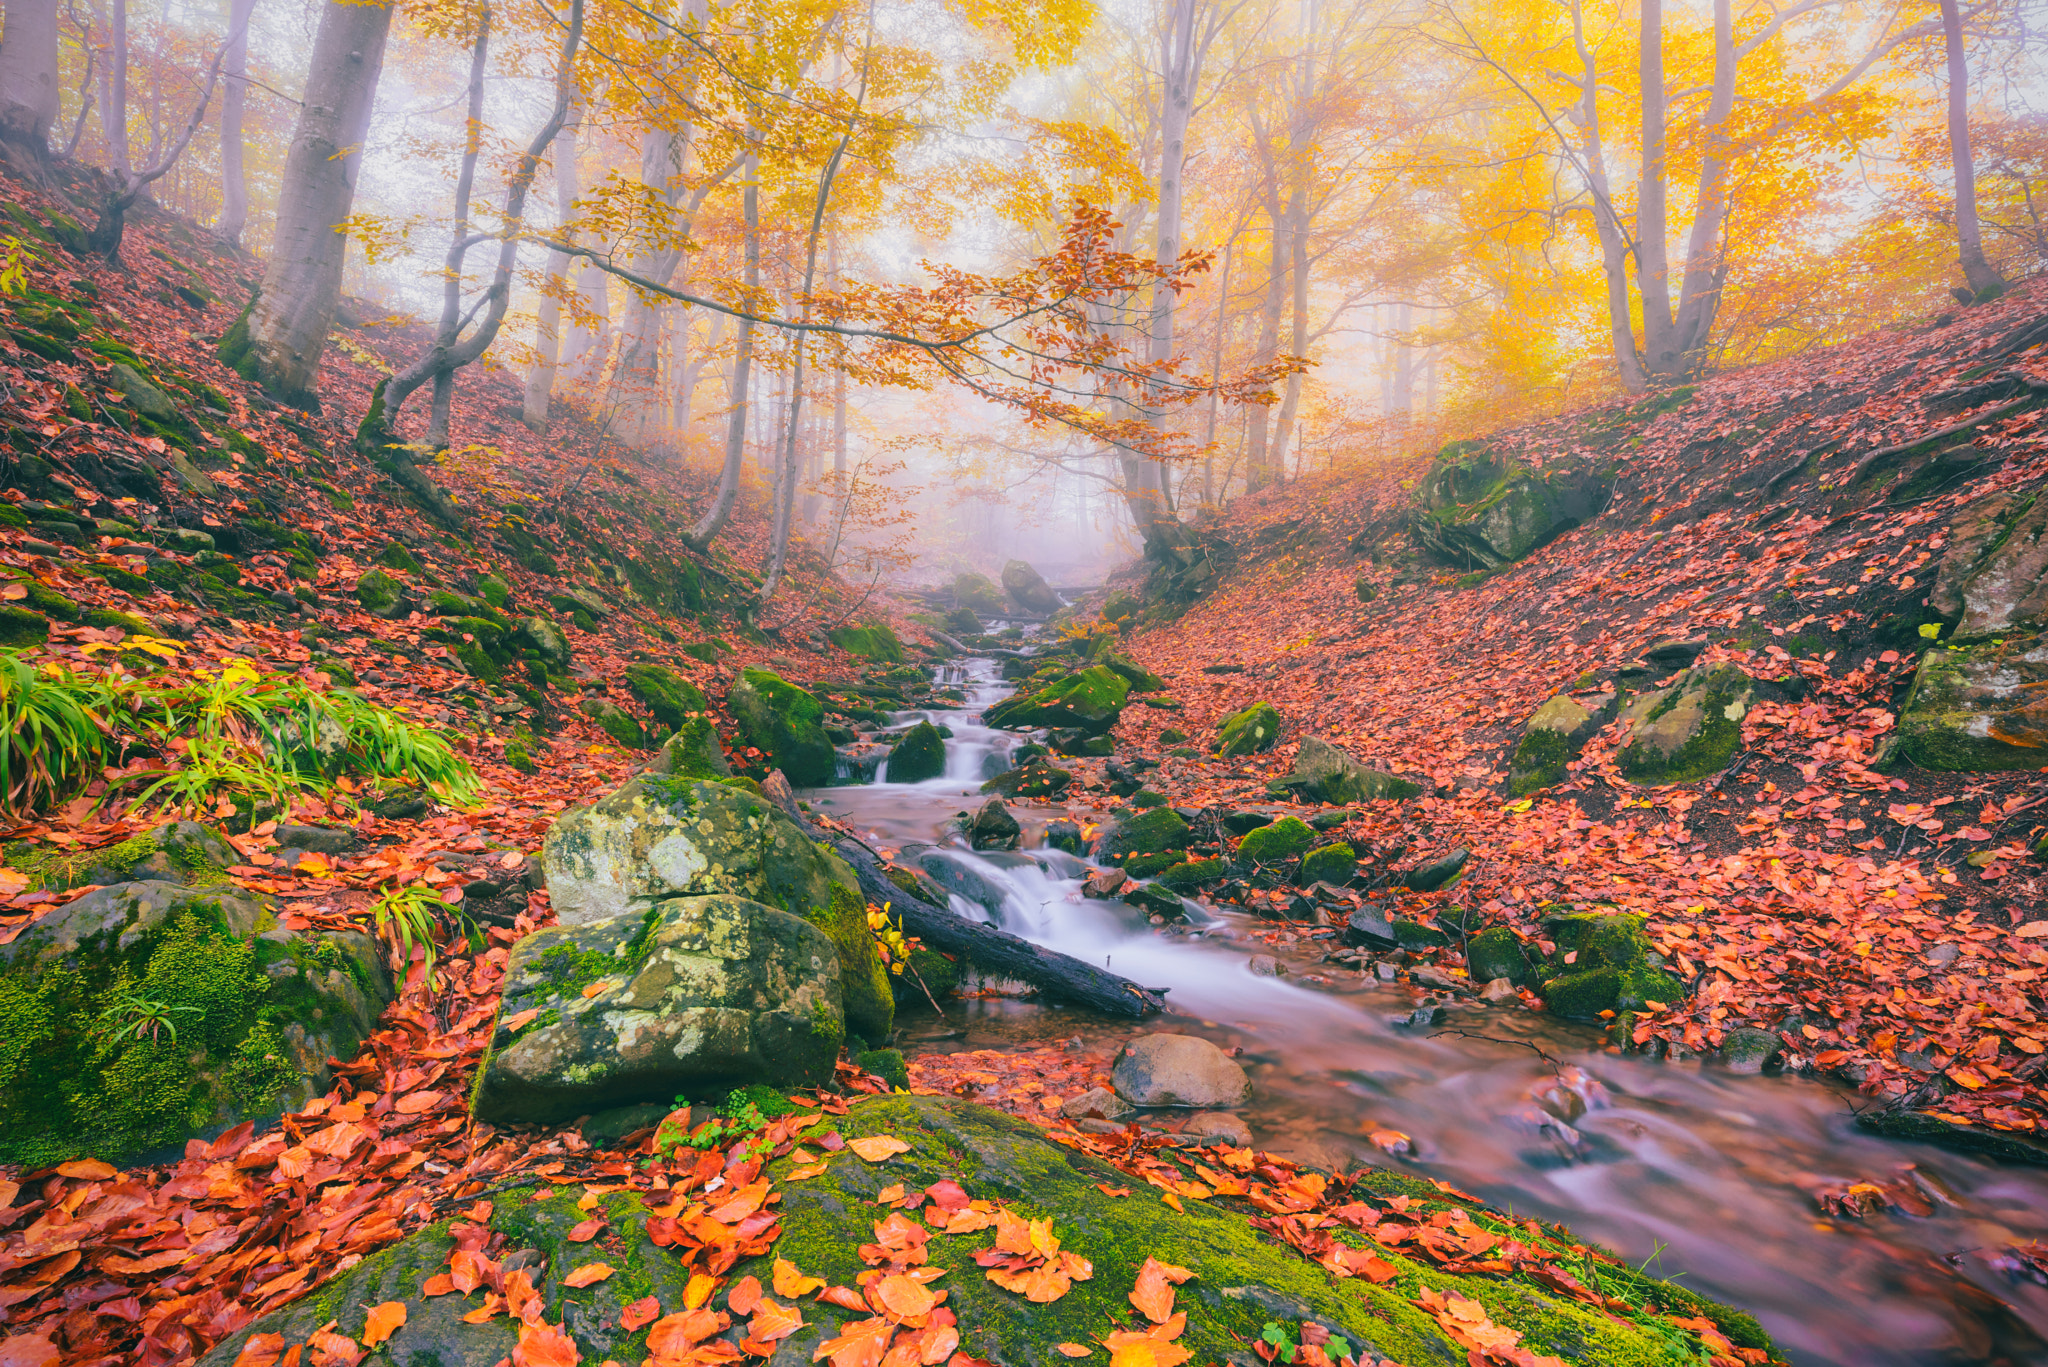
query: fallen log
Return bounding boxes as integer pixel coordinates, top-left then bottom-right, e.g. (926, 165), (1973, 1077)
(762, 773), (1167, 1018)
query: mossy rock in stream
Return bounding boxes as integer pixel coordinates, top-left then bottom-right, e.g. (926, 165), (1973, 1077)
(983, 665), (1130, 734)
(886, 720), (947, 782)
(728, 667), (837, 786)
(199, 1095), (1776, 1367)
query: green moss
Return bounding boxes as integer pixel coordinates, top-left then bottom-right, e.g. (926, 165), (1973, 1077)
(626, 662), (710, 731)
(1101, 806), (1192, 860)
(1508, 726), (1570, 795)
(1155, 857), (1224, 889)
(1215, 700), (1284, 755)
(729, 668), (836, 786)
(378, 540), (424, 574)
(856, 1047), (909, 1090)
(1299, 842), (1357, 885)
(1237, 816), (1316, 862)
(801, 883), (894, 1043)
(984, 666), (1131, 734)
(829, 621), (906, 662)
(354, 568), (404, 615)
(1468, 927), (1535, 986)
(0, 605), (49, 647)
(886, 721), (946, 783)
(1618, 669), (1746, 784)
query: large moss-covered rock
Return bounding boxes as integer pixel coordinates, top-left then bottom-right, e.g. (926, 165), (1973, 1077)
(1272, 736), (1417, 802)
(1002, 559), (1062, 614)
(1538, 912), (1684, 1019)
(809, 883), (894, 1044)
(626, 662), (711, 731)
(1215, 700), (1283, 756)
(469, 893), (844, 1125)
(516, 615), (572, 669)
(1467, 926), (1536, 986)
(1099, 806), (1192, 862)
(984, 666), (1130, 734)
(8, 820), (236, 891)
(1299, 842), (1357, 885)
(1100, 653), (1167, 693)
(1410, 440), (1614, 569)
(580, 696), (652, 749)
(353, 568), (406, 617)
(979, 754), (1073, 798)
(729, 668), (837, 786)
(886, 721), (946, 782)
(201, 1095), (1779, 1367)
(953, 571), (1006, 617)
(829, 621), (906, 662)
(1895, 635), (2048, 770)
(1236, 815), (1316, 862)
(1616, 664), (1752, 784)
(0, 880), (390, 1166)
(655, 717), (734, 779)
(1508, 695), (1603, 794)
(1928, 489), (2047, 638)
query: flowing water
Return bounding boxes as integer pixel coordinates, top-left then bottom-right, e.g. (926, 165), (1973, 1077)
(799, 652), (2048, 1367)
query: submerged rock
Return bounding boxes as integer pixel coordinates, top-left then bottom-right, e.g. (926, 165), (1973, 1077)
(0, 880), (390, 1166)
(470, 893), (844, 1125)
(1112, 1033), (1251, 1107)
(728, 667), (837, 786)
(199, 1095), (1773, 1367)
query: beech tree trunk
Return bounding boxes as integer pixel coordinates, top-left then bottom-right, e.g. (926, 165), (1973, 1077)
(522, 111), (580, 429)
(0, 0), (61, 173)
(686, 142), (758, 551)
(221, 0), (396, 406)
(1635, 0), (1679, 379)
(1942, 0), (2003, 297)
(217, 0), (254, 245)
(1244, 199), (1285, 491)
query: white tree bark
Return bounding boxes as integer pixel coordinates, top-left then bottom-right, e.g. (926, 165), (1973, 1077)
(0, 0), (62, 170)
(522, 111), (580, 428)
(228, 0), (395, 405)
(217, 0), (256, 245)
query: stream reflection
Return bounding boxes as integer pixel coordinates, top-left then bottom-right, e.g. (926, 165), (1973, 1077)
(799, 654), (2048, 1366)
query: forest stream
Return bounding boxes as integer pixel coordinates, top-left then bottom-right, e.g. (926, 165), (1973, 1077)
(802, 651), (2048, 1367)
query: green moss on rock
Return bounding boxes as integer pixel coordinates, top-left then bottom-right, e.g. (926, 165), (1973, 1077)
(1299, 842), (1357, 885)
(829, 621), (906, 662)
(729, 667), (837, 786)
(887, 721), (947, 783)
(1237, 815), (1316, 862)
(626, 662), (711, 732)
(1215, 700), (1284, 755)
(984, 666), (1131, 734)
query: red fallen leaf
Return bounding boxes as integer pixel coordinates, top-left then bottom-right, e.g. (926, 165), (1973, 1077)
(728, 1274), (763, 1316)
(567, 1216), (606, 1242)
(647, 1308), (729, 1356)
(820, 1284), (870, 1311)
(395, 1090), (446, 1114)
(563, 1262), (614, 1288)
(0, 1335), (59, 1367)
(55, 1158), (116, 1180)
(620, 1296), (660, 1331)
(231, 1333), (288, 1367)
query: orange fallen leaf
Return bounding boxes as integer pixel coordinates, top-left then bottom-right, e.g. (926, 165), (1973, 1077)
(567, 1216), (606, 1242)
(876, 1272), (938, 1320)
(361, 1302), (406, 1347)
(395, 1090), (445, 1114)
(1128, 1258), (1193, 1324)
(620, 1296), (660, 1331)
(787, 1162), (829, 1180)
(563, 1263), (614, 1288)
(230, 1333), (287, 1367)
(774, 1258), (825, 1298)
(750, 1296), (805, 1342)
(728, 1275), (763, 1317)
(1057, 1346), (1092, 1359)
(847, 1134), (912, 1162)
(513, 1322), (579, 1367)
(54, 1158), (115, 1180)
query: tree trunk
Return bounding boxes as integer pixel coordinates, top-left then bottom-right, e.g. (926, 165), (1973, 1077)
(1942, 0), (2003, 297)
(1635, 0), (1678, 378)
(1666, 0), (1735, 371)
(0, 0), (61, 173)
(217, 0), (254, 244)
(1268, 170), (1310, 480)
(1570, 0), (1645, 391)
(104, 0), (125, 176)
(1245, 201), (1285, 491)
(522, 110), (580, 429)
(686, 142), (758, 551)
(220, 0), (396, 406)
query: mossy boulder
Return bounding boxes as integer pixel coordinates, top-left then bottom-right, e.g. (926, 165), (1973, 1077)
(952, 571), (1006, 617)
(353, 568), (406, 617)
(887, 721), (946, 783)
(378, 540), (425, 574)
(1237, 815), (1316, 862)
(0, 605), (49, 646)
(580, 696), (652, 749)
(0, 880), (390, 1166)
(1538, 912), (1685, 1019)
(1002, 558), (1062, 614)
(829, 621), (906, 662)
(1895, 635), (2048, 770)
(979, 754), (1073, 799)
(1543, 965), (1688, 1020)
(984, 666), (1130, 734)
(1099, 806), (1192, 862)
(1508, 695), (1603, 794)
(1299, 842), (1357, 886)
(656, 717), (733, 780)
(516, 615), (573, 669)
(201, 1094), (1770, 1367)
(729, 667), (837, 786)
(475, 572), (510, 608)
(469, 893), (844, 1125)
(1467, 926), (1536, 987)
(1927, 489), (2047, 639)
(1215, 700), (1283, 756)
(1616, 664), (1752, 784)
(1273, 736), (1418, 803)
(1100, 654), (1167, 692)
(1410, 441), (1614, 569)
(8, 820), (235, 891)
(626, 662), (710, 731)
(806, 883), (894, 1044)
(1156, 857), (1225, 889)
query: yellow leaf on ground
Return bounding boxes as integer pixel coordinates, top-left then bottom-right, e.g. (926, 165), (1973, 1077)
(773, 1258), (825, 1298)
(847, 1134), (912, 1162)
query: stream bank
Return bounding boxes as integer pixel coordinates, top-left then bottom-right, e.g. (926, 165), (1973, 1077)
(801, 649), (2048, 1367)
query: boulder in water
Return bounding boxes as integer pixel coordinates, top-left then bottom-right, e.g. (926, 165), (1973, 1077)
(1720, 1026), (1784, 1075)
(471, 894), (843, 1125)
(983, 666), (1130, 734)
(1112, 1033), (1251, 1107)
(966, 798), (1022, 851)
(887, 720), (946, 782)
(727, 666), (837, 786)
(1183, 1110), (1253, 1145)
(1044, 819), (1085, 854)
(952, 570), (1006, 617)
(1002, 558), (1062, 614)
(0, 880), (390, 1166)
(1060, 1085), (1134, 1121)
(1214, 700), (1282, 755)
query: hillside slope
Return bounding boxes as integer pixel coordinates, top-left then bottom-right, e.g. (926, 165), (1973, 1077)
(1112, 283), (2048, 1154)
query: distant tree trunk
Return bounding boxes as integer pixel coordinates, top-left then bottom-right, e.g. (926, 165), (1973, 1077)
(1664, 0), (1735, 372)
(522, 109), (579, 429)
(1569, 0), (1645, 391)
(103, 0), (125, 175)
(686, 140), (758, 552)
(0, 0), (61, 174)
(216, 0), (254, 245)
(1942, 0), (2003, 297)
(1268, 171), (1310, 483)
(218, 0), (396, 406)
(1201, 235), (1231, 507)
(1634, 0), (1678, 379)
(87, 6), (235, 263)
(1245, 201), (1285, 492)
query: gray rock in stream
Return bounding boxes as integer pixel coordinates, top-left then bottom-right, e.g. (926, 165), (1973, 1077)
(1112, 1033), (1251, 1108)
